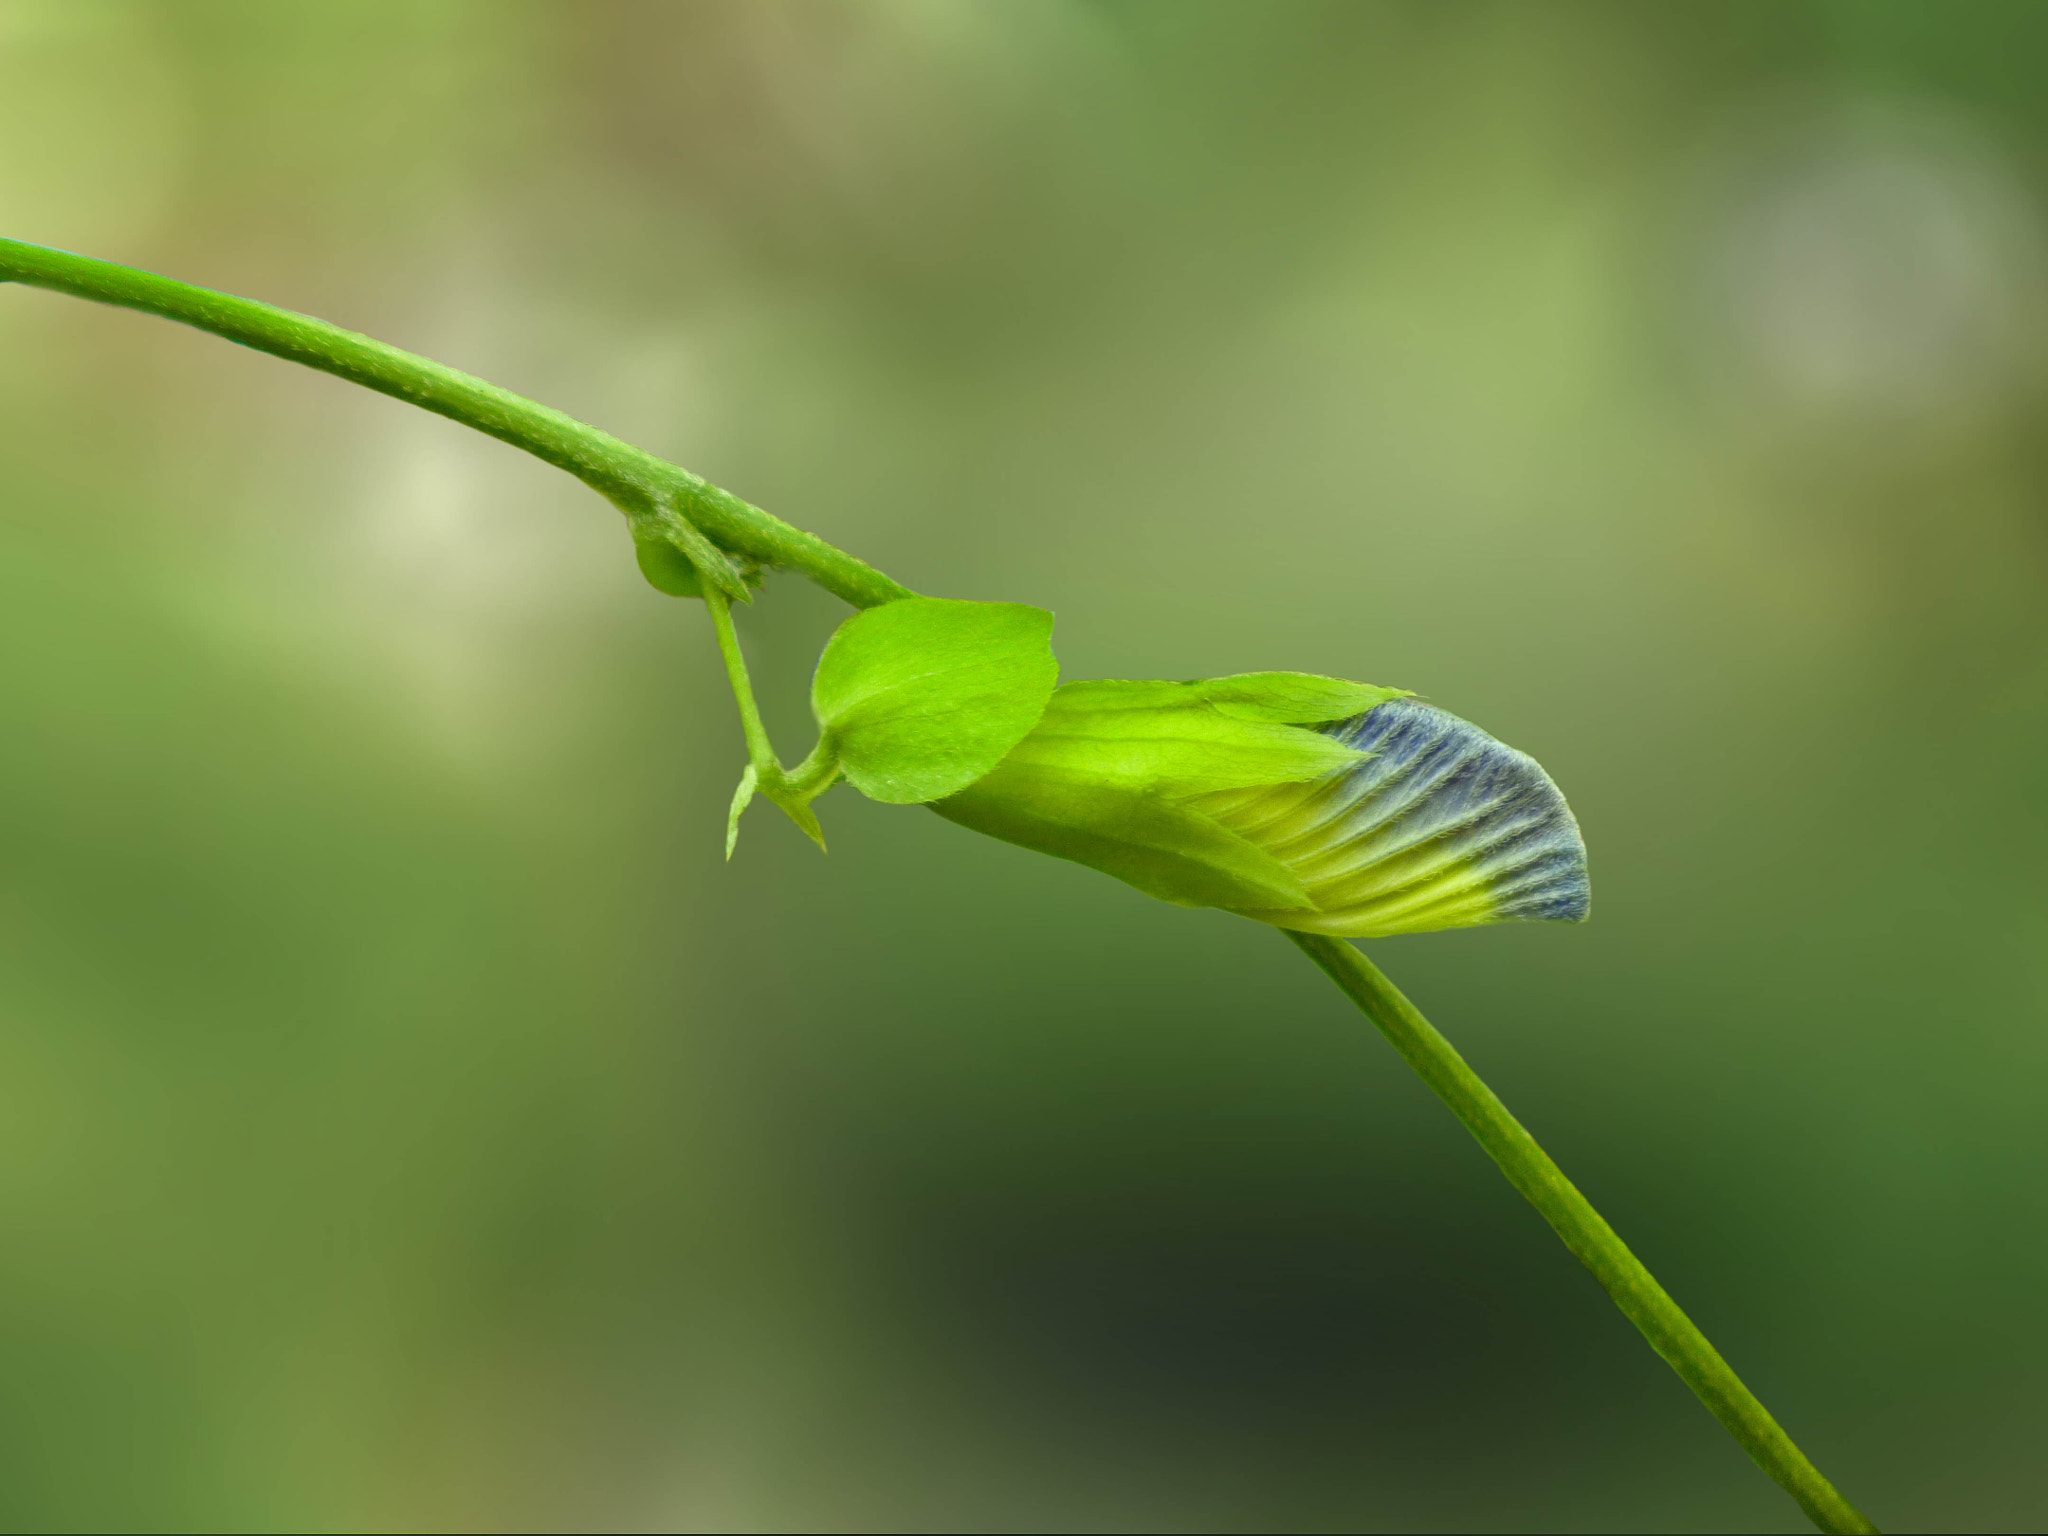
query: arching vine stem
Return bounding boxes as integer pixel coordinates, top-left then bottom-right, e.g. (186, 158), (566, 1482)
(0, 238), (911, 610)
(0, 235), (1878, 1535)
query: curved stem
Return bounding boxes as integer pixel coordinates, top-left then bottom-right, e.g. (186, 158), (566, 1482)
(701, 581), (779, 776)
(700, 580), (830, 851)
(780, 740), (841, 802)
(1284, 931), (1878, 1536)
(0, 238), (912, 610)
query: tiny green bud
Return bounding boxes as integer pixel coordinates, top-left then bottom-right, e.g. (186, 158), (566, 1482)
(931, 678), (1589, 938)
(635, 533), (704, 597)
(630, 510), (760, 601)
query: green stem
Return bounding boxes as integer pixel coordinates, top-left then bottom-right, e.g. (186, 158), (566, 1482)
(780, 738), (842, 802)
(700, 579), (833, 850)
(1284, 932), (1877, 1536)
(0, 237), (912, 610)
(700, 581), (779, 777)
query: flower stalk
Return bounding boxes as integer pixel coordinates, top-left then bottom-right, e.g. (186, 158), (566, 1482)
(698, 581), (836, 853)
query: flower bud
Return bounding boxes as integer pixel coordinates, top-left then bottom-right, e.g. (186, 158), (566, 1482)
(930, 676), (1588, 937)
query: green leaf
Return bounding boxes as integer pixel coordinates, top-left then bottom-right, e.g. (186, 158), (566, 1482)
(812, 597), (1058, 805)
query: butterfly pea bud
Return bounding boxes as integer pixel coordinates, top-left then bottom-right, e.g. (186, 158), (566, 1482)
(930, 677), (1589, 938)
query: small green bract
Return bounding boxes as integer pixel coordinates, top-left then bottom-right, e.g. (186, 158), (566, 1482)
(634, 534), (703, 597)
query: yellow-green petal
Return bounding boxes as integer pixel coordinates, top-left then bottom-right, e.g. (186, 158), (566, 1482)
(1205, 700), (1589, 937)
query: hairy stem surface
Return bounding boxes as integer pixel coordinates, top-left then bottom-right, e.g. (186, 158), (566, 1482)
(0, 238), (911, 609)
(1284, 930), (1877, 1535)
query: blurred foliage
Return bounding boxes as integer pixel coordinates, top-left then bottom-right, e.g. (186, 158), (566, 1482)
(6, 1), (2048, 1529)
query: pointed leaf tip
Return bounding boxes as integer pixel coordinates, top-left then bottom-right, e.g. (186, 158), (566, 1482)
(778, 795), (828, 852)
(726, 764), (758, 860)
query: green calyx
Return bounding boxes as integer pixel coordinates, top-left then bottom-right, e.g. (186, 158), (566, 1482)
(930, 673), (1408, 913)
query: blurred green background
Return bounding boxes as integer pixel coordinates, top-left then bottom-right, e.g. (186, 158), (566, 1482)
(3, 1), (2047, 1530)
